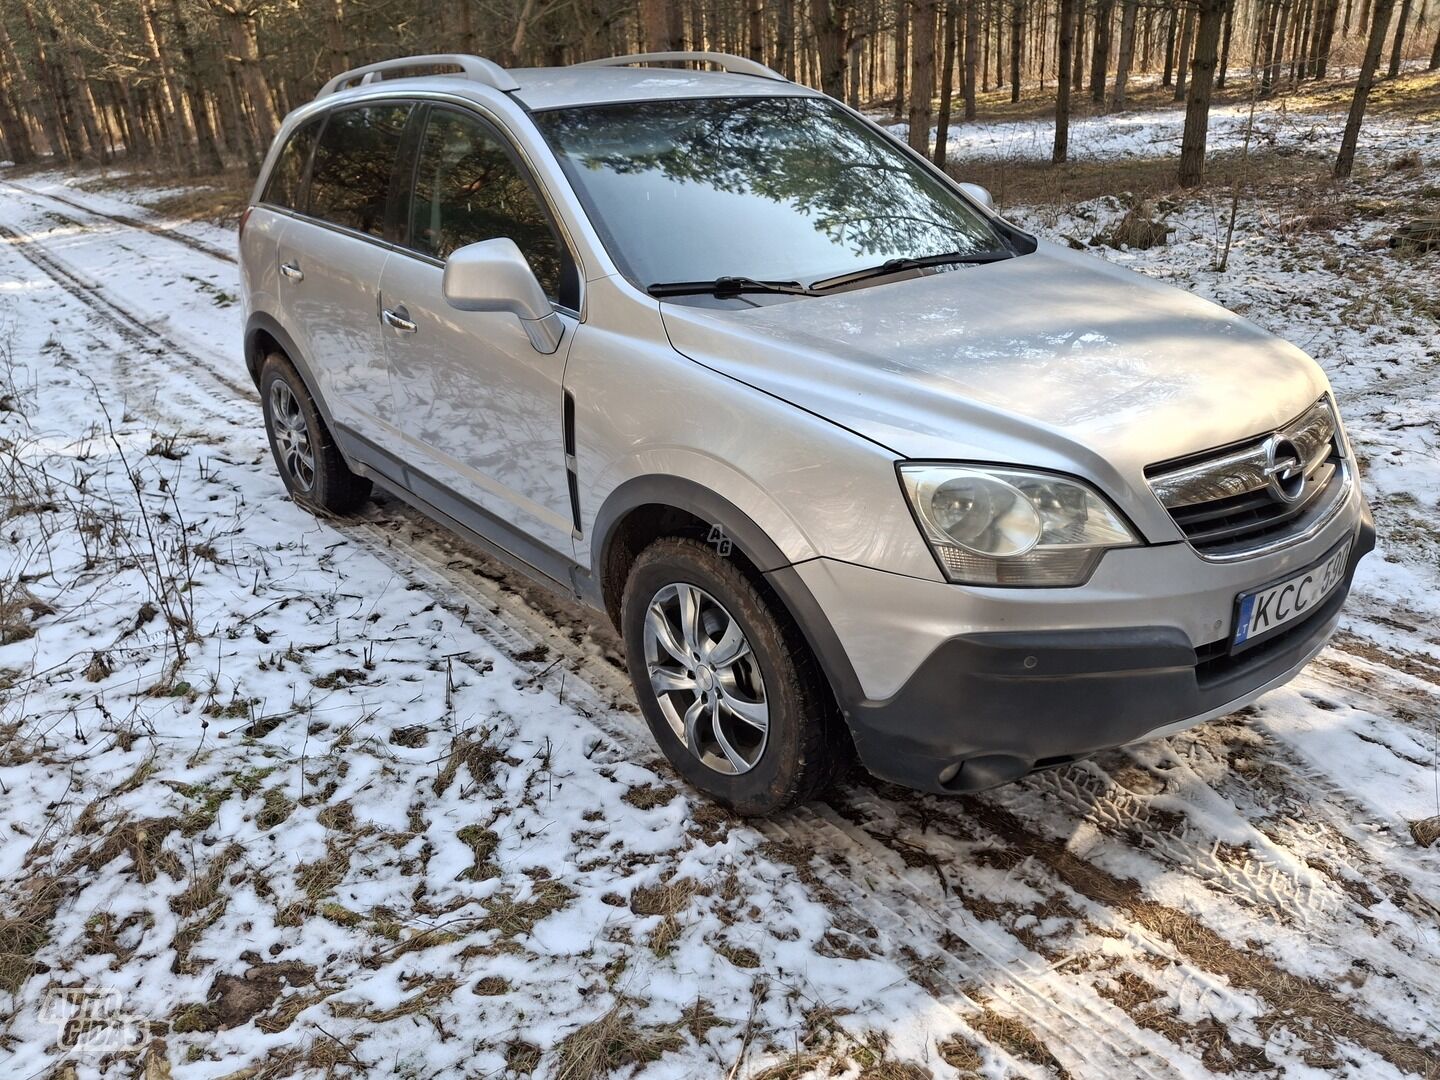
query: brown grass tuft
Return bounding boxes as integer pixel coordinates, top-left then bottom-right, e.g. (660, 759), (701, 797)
(552, 1002), (685, 1080)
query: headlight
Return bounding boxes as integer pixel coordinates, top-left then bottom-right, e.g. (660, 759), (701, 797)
(899, 464), (1137, 586)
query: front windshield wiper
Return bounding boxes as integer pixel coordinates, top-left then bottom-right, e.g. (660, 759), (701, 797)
(647, 276), (816, 298)
(809, 250), (1012, 292)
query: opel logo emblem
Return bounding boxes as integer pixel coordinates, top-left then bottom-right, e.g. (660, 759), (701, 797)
(1263, 436), (1306, 504)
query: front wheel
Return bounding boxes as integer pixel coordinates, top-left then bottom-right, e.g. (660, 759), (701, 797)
(621, 537), (847, 815)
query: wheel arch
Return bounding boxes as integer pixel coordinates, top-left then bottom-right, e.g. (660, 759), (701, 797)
(244, 312), (338, 433)
(587, 475), (867, 715)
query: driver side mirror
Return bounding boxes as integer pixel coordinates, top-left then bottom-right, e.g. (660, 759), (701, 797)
(442, 237), (563, 354)
(958, 182), (995, 212)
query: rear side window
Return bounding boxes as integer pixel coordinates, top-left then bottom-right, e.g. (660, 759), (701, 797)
(307, 104), (411, 237)
(407, 107), (566, 301)
(261, 118), (318, 210)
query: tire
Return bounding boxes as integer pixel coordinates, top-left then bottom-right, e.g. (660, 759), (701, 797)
(259, 352), (371, 514)
(621, 536), (848, 815)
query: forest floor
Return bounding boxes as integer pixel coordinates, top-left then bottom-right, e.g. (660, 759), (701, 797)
(1, 80), (1439, 1080)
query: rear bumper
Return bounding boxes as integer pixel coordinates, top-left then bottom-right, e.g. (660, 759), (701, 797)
(777, 501), (1374, 795)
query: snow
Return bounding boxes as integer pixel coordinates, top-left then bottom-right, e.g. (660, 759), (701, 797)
(2, 93), (1439, 1079)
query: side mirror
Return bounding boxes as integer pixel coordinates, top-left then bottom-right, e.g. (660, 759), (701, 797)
(958, 182), (995, 212)
(442, 237), (563, 354)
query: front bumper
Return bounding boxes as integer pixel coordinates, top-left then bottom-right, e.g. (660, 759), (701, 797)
(777, 492), (1374, 794)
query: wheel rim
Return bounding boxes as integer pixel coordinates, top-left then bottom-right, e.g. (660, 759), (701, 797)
(643, 582), (769, 775)
(269, 380), (315, 493)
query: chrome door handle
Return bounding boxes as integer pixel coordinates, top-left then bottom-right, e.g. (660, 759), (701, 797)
(279, 262), (303, 281)
(381, 307), (417, 333)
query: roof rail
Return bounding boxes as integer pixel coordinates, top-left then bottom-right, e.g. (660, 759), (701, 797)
(318, 54), (519, 97)
(574, 51), (787, 82)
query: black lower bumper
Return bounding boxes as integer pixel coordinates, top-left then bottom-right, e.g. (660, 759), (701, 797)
(841, 508), (1376, 795)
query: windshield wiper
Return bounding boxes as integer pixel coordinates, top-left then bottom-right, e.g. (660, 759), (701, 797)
(809, 250), (1012, 292)
(647, 276), (816, 298)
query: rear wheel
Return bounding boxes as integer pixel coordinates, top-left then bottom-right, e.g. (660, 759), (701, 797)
(259, 352), (371, 514)
(621, 537), (847, 815)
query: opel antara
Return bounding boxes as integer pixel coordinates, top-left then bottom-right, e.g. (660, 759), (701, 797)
(239, 51), (1374, 814)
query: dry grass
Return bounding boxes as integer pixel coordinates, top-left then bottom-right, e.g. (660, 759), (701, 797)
(937, 1036), (985, 1074)
(0, 581), (54, 644)
(969, 1006), (1070, 1078)
(478, 879), (577, 938)
(0, 875), (62, 995)
(1410, 816), (1440, 848)
(432, 726), (504, 797)
(551, 1002), (685, 1080)
(628, 877), (696, 917)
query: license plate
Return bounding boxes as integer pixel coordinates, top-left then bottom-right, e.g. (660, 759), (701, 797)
(1233, 539), (1351, 651)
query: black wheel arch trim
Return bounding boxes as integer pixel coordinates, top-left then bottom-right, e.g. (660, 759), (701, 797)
(586, 474), (869, 712)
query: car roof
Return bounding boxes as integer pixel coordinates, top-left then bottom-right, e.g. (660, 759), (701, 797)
(506, 66), (818, 110)
(311, 65), (819, 118)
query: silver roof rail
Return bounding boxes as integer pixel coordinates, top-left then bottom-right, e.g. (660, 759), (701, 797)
(318, 54), (519, 97)
(574, 51), (787, 82)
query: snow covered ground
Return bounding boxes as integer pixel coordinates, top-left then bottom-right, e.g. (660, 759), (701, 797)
(1, 97), (1439, 1079)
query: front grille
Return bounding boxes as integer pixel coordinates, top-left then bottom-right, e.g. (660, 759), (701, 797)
(1146, 398), (1348, 559)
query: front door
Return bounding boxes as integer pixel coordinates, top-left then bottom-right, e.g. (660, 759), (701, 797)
(379, 105), (580, 570)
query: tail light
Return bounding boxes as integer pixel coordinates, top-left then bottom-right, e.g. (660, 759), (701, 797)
(238, 205), (254, 243)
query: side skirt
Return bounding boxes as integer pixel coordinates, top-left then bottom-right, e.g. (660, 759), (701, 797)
(334, 424), (592, 606)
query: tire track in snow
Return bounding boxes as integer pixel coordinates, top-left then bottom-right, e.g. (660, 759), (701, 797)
(0, 177), (238, 265)
(0, 220), (256, 406)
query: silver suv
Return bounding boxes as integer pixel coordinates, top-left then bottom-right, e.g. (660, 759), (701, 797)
(240, 51), (1373, 814)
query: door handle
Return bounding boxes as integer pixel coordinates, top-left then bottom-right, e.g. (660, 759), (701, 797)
(279, 261), (303, 281)
(381, 307), (417, 334)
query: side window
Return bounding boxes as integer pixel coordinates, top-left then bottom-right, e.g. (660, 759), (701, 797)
(262, 118), (318, 210)
(308, 104), (411, 237)
(407, 108), (567, 302)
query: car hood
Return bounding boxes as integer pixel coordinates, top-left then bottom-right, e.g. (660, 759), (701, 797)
(659, 241), (1329, 508)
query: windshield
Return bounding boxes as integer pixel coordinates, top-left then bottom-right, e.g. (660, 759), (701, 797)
(533, 96), (1007, 289)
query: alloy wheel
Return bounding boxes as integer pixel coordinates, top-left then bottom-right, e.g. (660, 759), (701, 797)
(642, 582), (769, 775)
(269, 380), (316, 493)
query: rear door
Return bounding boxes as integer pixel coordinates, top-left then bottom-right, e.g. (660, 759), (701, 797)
(276, 102), (412, 446)
(378, 104), (581, 572)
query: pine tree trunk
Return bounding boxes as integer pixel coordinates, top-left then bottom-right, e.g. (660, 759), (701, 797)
(749, 0), (765, 61)
(778, 0), (796, 75)
(1216, 0), (1235, 85)
(1054, 0), (1075, 160)
(22, 4), (83, 162)
(1173, 3), (1194, 99)
(0, 20), (37, 162)
(1178, 0), (1225, 184)
(142, 0), (194, 168)
(909, 0), (938, 153)
(328, 0), (350, 73)
(1089, 0), (1114, 100)
(1010, 0), (1023, 99)
(170, 0), (223, 173)
(1313, 0), (1341, 75)
(964, 0), (980, 116)
(1336, 0), (1396, 176)
(935, 0), (959, 164)
(811, 0), (850, 97)
(895, 0), (909, 117)
(1163, 0), (1178, 84)
(1387, 0), (1414, 75)
(219, 5), (280, 150)
(640, 0), (677, 49)
(1072, 0), (1086, 85)
(1112, 0), (1138, 105)
(1430, 16), (1440, 67)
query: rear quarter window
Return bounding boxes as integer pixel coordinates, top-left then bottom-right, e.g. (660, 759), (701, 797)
(261, 118), (319, 211)
(306, 104), (412, 237)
